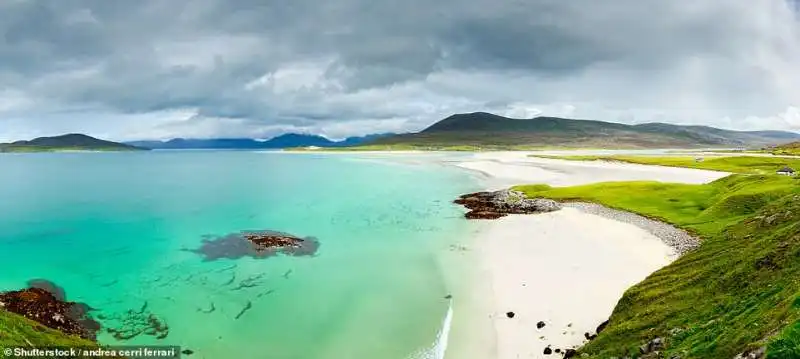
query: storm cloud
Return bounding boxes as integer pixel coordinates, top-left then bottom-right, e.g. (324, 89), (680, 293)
(1, 0), (800, 140)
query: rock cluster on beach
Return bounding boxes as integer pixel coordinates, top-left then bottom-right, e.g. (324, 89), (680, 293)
(0, 279), (101, 340)
(454, 189), (562, 219)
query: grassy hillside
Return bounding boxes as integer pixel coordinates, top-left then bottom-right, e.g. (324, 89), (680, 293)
(0, 134), (145, 153)
(514, 175), (800, 358)
(366, 112), (800, 149)
(0, 310), (97, 355)
(772, 142), (800, 156)
(534, 155), (800, 175)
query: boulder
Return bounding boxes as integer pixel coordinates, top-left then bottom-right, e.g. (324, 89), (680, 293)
(639, 337), (664, 355)
(596, 320), (609, 334)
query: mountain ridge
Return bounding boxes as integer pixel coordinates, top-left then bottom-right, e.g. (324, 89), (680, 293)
(126, 133), (396, 149)
(1, 134), (146, 152)
(368, 112), (800, 148)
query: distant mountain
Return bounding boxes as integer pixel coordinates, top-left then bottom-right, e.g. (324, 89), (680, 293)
(1, 134), (147, 152)
(369, 112), (800, 149)
(127, 133), (396, 149)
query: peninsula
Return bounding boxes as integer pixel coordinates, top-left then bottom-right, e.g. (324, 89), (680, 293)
(0, 134), (147, 153)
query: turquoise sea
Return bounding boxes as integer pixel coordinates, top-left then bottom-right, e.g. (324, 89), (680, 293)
(0, 151), (483, 359)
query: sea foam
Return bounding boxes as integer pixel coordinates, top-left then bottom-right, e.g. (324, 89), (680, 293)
(410, 300), (453, 359)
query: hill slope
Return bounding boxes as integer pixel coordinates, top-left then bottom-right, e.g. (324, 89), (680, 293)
(515, 175), (800, 358)
(1, 134), (146, 152)
(369, 112), (800, 149)
(772, 141), (800, 156)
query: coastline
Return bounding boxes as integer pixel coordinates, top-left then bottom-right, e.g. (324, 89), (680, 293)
(443, 151), (725, 359)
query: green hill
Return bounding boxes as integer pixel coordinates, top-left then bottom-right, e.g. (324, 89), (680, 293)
(772, 141), (800, 156)
(367, 112), (800, 149)
(515, 175), (800, 358)
(0, 134), (146, 153)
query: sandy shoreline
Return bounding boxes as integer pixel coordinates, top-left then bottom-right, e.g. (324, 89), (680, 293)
(444, 152), (727, 359)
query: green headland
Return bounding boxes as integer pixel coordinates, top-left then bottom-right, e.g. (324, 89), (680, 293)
(0, 134), (146, 153)
(514, 167), (800, 358)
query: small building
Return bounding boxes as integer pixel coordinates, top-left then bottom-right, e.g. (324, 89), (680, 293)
(777, 166), (796, 176)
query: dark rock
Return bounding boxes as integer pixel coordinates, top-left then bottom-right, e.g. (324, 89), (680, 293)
(0, 286), (100, 340)
(506, 311), (515, 318)
(465, 210), (506, 220)
(564, 349), (578, 358)
(444, 295), (452, 299)
(596, 320), (609, 334)
(455, 190), (562, 220)
(181, 349), (194, 355)
(537, 321), (546, 329)
(555, 349), (561, 353)
(584, 332), (597, 340)
(543, 347), (552, 355)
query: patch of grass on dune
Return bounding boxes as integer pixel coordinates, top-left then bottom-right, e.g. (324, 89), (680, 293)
(514, 175), (800, 358)
(532, 155), (800, 175)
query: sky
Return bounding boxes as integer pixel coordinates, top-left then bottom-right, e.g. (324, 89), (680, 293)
(1, 0), (800, 141)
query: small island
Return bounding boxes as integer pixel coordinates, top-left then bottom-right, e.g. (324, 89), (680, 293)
(0, 134), (148, 153)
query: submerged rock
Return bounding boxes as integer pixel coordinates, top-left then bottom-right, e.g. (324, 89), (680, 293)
(0, 280), (101, 340)
(455, 190), (561, 220)
(189, 230), (320, 261)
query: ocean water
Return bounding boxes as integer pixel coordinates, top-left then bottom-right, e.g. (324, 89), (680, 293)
(0, 151), (482, 359)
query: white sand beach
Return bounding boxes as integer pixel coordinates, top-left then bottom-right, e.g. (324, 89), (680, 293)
(456, 151), (728, 190)
(444, 151), (730, 359)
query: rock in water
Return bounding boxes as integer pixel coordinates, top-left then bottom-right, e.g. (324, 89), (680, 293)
(455, 190), (562, 220)
(537, 321), (546, 329)
(506, 311), (515, 318)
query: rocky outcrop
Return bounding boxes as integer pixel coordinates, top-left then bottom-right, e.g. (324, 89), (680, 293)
(189, 230), (320, 261)
(0, 282), (101, 340)
(244, 233), (305, 251)
(639, 337), (664, 355)
(733, 347), (765, 359)
(455, 190), (561, 219)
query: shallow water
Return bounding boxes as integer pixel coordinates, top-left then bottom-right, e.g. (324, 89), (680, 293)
(0, 151), (481, 359)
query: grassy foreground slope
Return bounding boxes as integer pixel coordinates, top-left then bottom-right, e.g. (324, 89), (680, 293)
(514, 175), (800, 358)
(0, 310), (96, 355)
(534, 155), (800, 175)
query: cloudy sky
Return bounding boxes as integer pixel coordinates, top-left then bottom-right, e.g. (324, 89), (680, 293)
(1, 0), (800, 141)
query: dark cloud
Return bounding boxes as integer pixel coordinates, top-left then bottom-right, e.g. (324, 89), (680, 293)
(0, 0), (799, 140)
